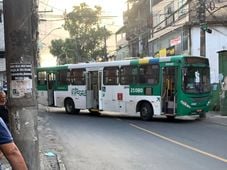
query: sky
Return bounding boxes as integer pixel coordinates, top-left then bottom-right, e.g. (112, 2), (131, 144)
(39, 0), (126, 66)
(39, 0), (126, 30)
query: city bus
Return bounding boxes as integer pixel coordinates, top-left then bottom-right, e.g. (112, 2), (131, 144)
(36, 55), (211, 120)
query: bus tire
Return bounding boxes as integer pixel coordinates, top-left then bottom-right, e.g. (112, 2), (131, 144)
(199, 112), (206, 120)
(140, 102), (153, 121)
(65, 98), (76, 114)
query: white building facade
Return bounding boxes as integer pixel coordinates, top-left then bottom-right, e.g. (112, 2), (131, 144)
(148, 0), (227, 83)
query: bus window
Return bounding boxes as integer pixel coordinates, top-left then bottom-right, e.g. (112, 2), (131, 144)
(103, 67), (119, 85)
(120, 66), (138, 85)
(37, 71), (47, 85)
(58, 70), (69, 86)
(182, 67), (210, 93)
(139, 64), (159, 84)
(70, 69), (86, 85)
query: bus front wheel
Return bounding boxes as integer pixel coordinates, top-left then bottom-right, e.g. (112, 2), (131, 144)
(140, 102), (153, 121)
(65, 99), (78, 114)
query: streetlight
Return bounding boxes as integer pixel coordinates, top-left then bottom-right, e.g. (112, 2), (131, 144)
(40, 27), (62, 42)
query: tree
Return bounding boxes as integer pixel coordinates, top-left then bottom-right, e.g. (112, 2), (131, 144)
(50, 3), (111, 64)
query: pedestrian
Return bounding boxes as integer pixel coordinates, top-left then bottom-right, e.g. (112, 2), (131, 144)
(0, 90), (9, 126)
(0, 117), (28, 170)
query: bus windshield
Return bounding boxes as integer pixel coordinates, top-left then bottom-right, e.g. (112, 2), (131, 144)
(182, 67), (210, 93)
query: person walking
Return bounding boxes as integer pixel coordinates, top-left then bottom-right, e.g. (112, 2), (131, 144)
(0, 117), (28, 170)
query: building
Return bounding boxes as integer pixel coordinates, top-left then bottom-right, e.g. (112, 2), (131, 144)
(123, 0), (227, 83)
(124, 0), (151, 58)
(115, 26), (129, 60)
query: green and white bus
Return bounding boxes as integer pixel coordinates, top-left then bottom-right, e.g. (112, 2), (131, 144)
(36, 55), (211, 120)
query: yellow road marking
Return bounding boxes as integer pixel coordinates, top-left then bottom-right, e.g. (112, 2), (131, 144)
(130, 123), (227, 163)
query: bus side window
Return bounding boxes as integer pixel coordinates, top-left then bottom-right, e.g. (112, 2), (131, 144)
(71, 69), (86, 85)
(120, 66), (138, 85)
(120, 66), (130, 85)
(139, 64), (159, 85)
(37, 71), (47, 85)
(103, 67), (119, 85)
(58, 70), (69, 85)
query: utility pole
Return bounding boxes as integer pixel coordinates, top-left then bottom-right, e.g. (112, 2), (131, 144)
(3, 0), (40, 169)
(104, 25), (108, 61)
(198, 0), (206, 56)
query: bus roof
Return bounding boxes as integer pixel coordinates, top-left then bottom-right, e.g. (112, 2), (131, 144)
(37, 55), (208, 71)
(37, 65), (68, 71)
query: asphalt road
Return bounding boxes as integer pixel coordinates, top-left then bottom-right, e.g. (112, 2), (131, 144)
(39, 109), (227, 170)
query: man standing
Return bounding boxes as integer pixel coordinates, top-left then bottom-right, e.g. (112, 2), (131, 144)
(0, 117), (27, 170)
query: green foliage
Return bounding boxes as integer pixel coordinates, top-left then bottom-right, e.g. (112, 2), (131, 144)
(49, 3), (111, 64)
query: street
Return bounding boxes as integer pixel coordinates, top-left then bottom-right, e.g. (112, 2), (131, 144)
(38, 108), (227, 170)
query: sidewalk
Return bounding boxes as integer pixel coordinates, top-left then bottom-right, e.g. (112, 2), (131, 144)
(0, 107), (66, 170)
(206, 111), (227, 126)
(38, 107), (66, 170)
(1, 110), (226, 169)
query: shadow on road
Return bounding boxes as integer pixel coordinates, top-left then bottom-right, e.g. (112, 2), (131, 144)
(39, 106), (198, 124)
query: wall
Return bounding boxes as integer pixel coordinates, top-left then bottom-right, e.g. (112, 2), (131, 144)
(191, 26), (227, 83)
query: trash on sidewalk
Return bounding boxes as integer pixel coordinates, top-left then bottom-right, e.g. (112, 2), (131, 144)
(44, 151), (56, 157)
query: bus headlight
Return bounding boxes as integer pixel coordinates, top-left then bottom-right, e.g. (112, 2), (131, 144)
(180, 100), (191, 109)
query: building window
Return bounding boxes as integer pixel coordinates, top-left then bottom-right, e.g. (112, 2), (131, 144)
(153, 11), (161, 27)
(165, 2), (174, 26)
(0, 9), (2, 23)
(178, 0), (187, 17)
(182, 30), (188, 51)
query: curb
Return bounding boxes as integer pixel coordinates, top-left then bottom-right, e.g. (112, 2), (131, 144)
(206, 113), (227, 126)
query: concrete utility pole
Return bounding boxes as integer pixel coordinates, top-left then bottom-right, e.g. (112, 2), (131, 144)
(198, 0), (206, 56)
(3, 0), (40, 169)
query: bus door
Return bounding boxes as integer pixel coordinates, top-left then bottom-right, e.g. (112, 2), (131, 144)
(86, 71), (99, 109)
(161, 66), (178, 116)
(98, 71), (103, 110)
(47, 72), (56, 106)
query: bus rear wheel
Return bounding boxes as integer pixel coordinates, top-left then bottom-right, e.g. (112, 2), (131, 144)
(140, 102), (153, 121)
(65, 99), (79, 114)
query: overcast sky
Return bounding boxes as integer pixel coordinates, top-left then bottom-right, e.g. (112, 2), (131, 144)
(40, 0), (126, 26)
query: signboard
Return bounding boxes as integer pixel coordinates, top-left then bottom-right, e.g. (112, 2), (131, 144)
(10, 63), (32, 98)
(166, 46), (175, 56)
(170, 36), (181, 46)
(159, 48), (167, 57)
(154, 46), (175, 57)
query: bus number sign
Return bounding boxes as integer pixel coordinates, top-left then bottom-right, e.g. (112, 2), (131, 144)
(130, 87), (144, 95)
